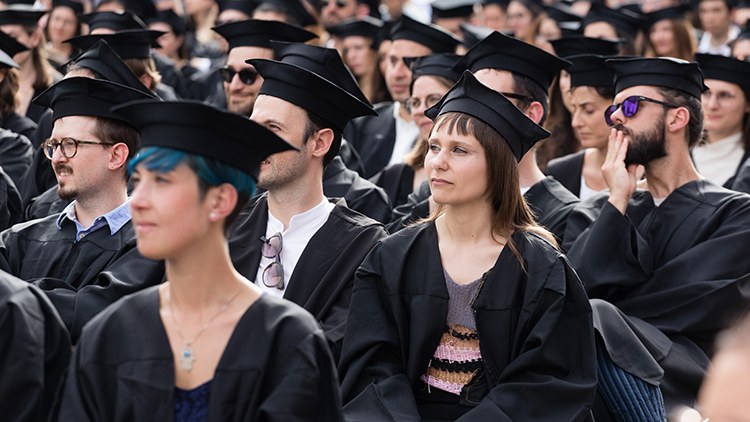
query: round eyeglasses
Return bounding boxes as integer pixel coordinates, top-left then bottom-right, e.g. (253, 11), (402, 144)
(260, 233), (285, 290)
(42, 137), (115, 160)
(219, 66), (260, 85)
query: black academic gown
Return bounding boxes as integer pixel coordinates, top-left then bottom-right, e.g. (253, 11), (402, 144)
(0, 127), (33, 189)
(24, 184), (69, 221)
(546, 150), (585, 197)
(59, 287), (344, 422)
(338, 223), (597, 421)
(0, 111), (37, 140)
(228, 195), (387, 360)
(0, 166), (23, 231)
(0, 214), (165, 342)
(563, 180), (750, 409)
(369, 162), (415, 209)
(343, 102), (398, 178)
(0, 271), (71, 422)
(323, 156), (392, 223)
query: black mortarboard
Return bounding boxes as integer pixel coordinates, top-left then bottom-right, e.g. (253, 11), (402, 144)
(459, 22), (493, 49)
(148, 10), (187, 35)
(33, 77), (155, 123)
(643, 5), (688, 31)
(425, 70), (550, 161)
(113, 100), (296, 179)
(67, 40), (155, 96)
(390, 14), (461, 53)
(80, 11), (148, 32)
(0, 8), (45, 27)
(453, 31), (570, 90)
(212, 19), (316, 50)
(52, 0), (85, 15)
(405, 53), (462, 83)
(218, 0), (256, 16)
(248, 58), (376, 131)
(550, 35), (622, 58)
(254, 0), (317, 27)
(0, 30), (27, 67)
(582, 3), (644, 40)
(567, 54), (614, 88)
(544, 2), (582, 24)
(606, 56), (707, 98)
(695, 53), (750, 96)
(270, 41), (371, 105)
(4, 0), (35, 6)
(431, 0), (477, 19)
(327, 16), (383, 40)
(64, 30), (164, 59)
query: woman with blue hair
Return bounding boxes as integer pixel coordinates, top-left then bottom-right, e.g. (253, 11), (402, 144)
(59, 100), (344, 422)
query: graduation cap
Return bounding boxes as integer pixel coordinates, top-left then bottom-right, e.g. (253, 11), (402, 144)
(567, 54), (614, 88)
(0, 8), (45, 27)
(582, 3), (644, 40)
(67, 40), (155, 96)
(431, 0), (477, 19)
(606, 56), (707, 98)
(32, 76), (156, 123)
(459, 22), (494, 49)
(404, 53), (462, 84)
(64, 30), (164, 59)
(212, 19), (317, 50)
(113, 100), (297, 179)
(248, 57), (377, 131)
(52, 0), (85, 16)
(80, 11), (148, 32)
(270, 41), (371, 105)
(425, 70), (550, 161)
(148, 10), (188, 35)
(0, 30), (27, 67)
(453, 31), (570, 90)
(3, 0), (35, 6)
(390, 14), (462, 53)
(695, 53), (750, 96)
(253, 0), (318, 27)
(550, 35), (622, 58)
(327, 16), (384, 40)
(218, 0), (256, 16)
(544, 2), (582, 24)
(642, 5), (688, 31)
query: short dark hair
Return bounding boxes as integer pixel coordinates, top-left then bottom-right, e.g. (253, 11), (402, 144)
(92, 117), (141, 160)
(303, 111), (342, 167)
(657, 87), (704, 148)
(511, 73), (550, 125)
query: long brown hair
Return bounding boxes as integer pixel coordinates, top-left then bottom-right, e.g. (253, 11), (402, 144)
(427, 112), (558, 264)
(0, 68), (19, 117)
(644, 18), (697, 61)
(22, 25), (57, 92)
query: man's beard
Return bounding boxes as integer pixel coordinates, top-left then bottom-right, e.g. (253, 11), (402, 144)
(55, 164), (78, 201)
(614, 120), (668, 166)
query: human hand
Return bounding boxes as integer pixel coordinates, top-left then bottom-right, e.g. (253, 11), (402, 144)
(602, 128), (639, 214)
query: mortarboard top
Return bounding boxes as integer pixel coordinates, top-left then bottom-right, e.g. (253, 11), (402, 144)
(566, 54), (614, 88)
(0, 30), (27, 67)
(52, 0), (85, 16)
(390, 14), (462, 53)
(431, 0), (477, 19)
(404, 53), (463, 84)
(695, 53), (750, 95)
(113, 100), (297, 179)
(550, 35), (622, 58)
(66, 40), (155, 96)
(642, 5), (688, 31)
(425, 70), (550, 161)
(270, 41), (372, 105)
(606, 56), (707, 98)
(544, 2), (582, 24)
(148, 10), (188, 35)
(253, 0), (317, 27)
(453, 31), (570, 91)
(80, 11), (148, 32)
(218, 0), (256, 16)
(459, 22), (494, 49)
(64, 30), (164, 59)
(0, 7), (45, 27)
(248, 57), (377, 131)
(582, 3), (644, 40)
(32, 76), (156, 123)
(327, 16), (384, 40)
(4, 0), (35, 5)
(212, 19), (316, 50)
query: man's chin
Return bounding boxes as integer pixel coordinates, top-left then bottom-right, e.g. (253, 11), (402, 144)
(57, 187), (77, 201)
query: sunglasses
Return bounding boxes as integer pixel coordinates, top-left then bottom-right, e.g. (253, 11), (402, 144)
(219, 66), (259, 85)
(604, 95), (679, 127)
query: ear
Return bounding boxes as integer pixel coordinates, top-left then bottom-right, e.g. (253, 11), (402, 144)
(139, 73), (153, 91)
(206, 183), (239, 222)
(108, 143), (129, 171)
(309, 127), (334, 160)
(666, 106), (690, 133)
(525, 101), (545, 125)
(355, 3), (370, 17)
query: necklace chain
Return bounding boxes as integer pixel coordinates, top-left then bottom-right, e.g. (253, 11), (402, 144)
(167, 287), (243, 372)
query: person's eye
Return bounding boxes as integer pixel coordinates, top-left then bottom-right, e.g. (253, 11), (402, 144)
(452, 147), (467, 154)
(429, 144), (440, 152)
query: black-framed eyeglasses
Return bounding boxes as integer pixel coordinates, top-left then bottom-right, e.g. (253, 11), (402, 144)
(260, 233), (284, 290)
(42, 137), (115, 160)
(404, 93), (443, 113)
(322, 0), (347, 8)
(604, 95), (679, 127)
(219, 66), (259, 85)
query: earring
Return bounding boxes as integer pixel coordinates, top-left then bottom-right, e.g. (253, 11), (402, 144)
(210, 212), (218, 221)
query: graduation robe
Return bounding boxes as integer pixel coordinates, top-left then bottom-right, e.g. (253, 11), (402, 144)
(546, 150), (585, 197)
(59, 287), (344, 422)
(343, 102), (398, 179)
(0, 214), (165, 342)
(228, 195), (387, 360)
(0, 270), (70, 422)
(369, 162), (415, 209)
(323, 156), (392, 224)
(338, 222), (597, 421)
(563, 180), (750, 408)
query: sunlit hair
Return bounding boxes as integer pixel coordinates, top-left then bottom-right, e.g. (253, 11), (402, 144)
(128, 146), (256, 231)
(425, 111), (558, 265)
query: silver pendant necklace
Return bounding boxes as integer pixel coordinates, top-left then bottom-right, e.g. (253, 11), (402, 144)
(166, 287), (243, 372)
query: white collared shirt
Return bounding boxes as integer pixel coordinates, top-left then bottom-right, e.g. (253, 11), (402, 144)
(697, 25), (741, 56)
(255, 198), (335, 298)
(387, 101), (420, 167)
(693, 132), (745, 186)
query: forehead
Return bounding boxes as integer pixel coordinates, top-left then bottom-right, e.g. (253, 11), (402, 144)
(614, 85), (662, 103)
(699, 0), (729, 11)
(705, 78), (743, 94)
(251, 94), (307, 123)
(51, 115), (99, 137)
(473, 68), (514, 93)
(343, 35), (372, 47)
(227, 46), (273, 67)
(388, 39), (431, 58)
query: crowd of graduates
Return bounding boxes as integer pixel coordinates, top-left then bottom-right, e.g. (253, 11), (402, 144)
(1, 0), (750, 420)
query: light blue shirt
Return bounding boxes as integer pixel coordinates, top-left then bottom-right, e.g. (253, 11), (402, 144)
(56, 199), (131, 241)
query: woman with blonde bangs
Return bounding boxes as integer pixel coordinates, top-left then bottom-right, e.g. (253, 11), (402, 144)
(339, 71), (596, 421)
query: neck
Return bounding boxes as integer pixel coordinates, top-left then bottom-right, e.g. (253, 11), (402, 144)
(439, 200), (496, 244)
(358, 72), (375, 101)
(711, 27), (731, 45)
(706, 128), (741, 144)
(518, 149), (545, 188)
(73, 185), (128, 227)
(18, 61), (35, 82)
(643, 143), (701, 199)
(266, 177), (325, 230)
